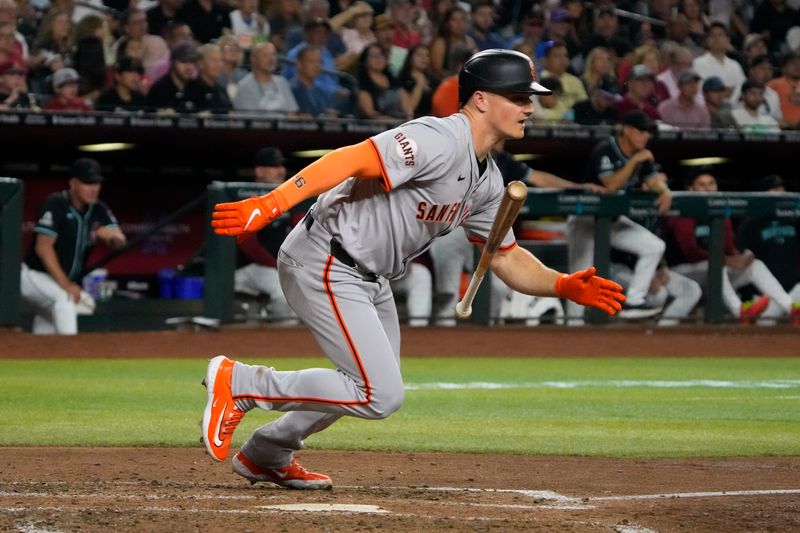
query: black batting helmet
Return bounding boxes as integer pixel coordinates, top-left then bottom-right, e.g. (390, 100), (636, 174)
(458, 49), (551, 106)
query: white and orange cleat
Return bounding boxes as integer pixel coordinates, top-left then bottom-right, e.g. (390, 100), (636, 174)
(232, 451), (333, 490)
(201, 355), (245, 462)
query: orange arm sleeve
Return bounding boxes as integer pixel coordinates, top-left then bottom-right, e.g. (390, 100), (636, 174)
(268, 139), (389, 213)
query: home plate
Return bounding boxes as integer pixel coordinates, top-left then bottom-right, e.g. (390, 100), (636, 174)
(259, 503), (389, 514)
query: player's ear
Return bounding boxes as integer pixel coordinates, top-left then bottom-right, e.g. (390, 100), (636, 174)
(472, 90), (490, 112)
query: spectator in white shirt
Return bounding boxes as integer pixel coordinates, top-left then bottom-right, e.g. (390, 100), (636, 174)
(229, 0), (269, 50)
(731, 80), (781, 132)
(693, 22), (746, 103)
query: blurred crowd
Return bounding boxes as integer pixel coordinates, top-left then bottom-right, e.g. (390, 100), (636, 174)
(0, 0), (799, 129)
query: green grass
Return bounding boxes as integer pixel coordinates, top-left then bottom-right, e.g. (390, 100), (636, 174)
(1, 357), (799, 457)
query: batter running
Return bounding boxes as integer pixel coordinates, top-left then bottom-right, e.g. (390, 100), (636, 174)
(203, 49), (626, 489)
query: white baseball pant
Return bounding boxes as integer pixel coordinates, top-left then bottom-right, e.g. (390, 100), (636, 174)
(390, 262), (432, 326)
(234, 263), (297, 322)
(20, 264), (77, 335)
(613, 263), (702, 326)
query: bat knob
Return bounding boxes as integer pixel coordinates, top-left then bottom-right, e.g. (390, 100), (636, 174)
(455, 301), (472, 319)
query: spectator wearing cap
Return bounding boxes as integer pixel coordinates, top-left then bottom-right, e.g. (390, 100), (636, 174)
(186, 42), (232, 114)
(748, 54), (783, 123)
(658, 69), (711, 128)
(388, 0), (420, 50)
(751, 0), (798, 55)
(334, 1), (375, 71)
(540, 6), (582, 69)
(21, 158), (126, 335)
(693, 22), (747, 103)
(43, 68), (93, 111)
(767, 52), (800, 128)
(175, 0), (231, 45)
(541, 42), (587, 109)
(702, 75), (735, 128)
(234, 41), (298, 114)
(282, 18), (344, 105)
(233, 147), (299, 325)
(615, 64), (662, 121)
(374, 13), (407, 77)
(95, 57), (147, 113)
(620, 44), (670, 104)
(572, 74), (620, 125)
(147, 42), (198, 113)
(114, 8), (169, 79)
(148, 21), (195, 82)
(283, 0), (347, 56)
(580, 6), (632, 65)
(533, 77), (573, 124)
(0, 59), (38, 110)
(290, 45), (334, 117)
(737, 174), (800, 318)
(228, 0), (269, 50)
(468, 1), (506, 51)
(429, 6), (477, 78)
(741, 33), (770, 69)
(657, 44), (699, 101)
(731, 80), (781, 132)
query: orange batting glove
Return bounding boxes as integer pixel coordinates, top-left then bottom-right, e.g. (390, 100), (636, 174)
(554, 267), (626, 315)
(211, 194), (284, 237)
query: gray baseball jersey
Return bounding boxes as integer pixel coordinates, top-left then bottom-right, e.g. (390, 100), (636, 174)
(312, 113), (516, 279)
(229, 113), (518, 470)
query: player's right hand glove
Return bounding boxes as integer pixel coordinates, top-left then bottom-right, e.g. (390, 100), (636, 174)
(554, 267), (626, 315)
(211, 194), (283, 237)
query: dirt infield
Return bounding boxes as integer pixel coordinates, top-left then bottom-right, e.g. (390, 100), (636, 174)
(1, 326), (799, 531)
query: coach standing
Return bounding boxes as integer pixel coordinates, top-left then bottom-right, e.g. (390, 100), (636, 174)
(20, 158), (126, 334)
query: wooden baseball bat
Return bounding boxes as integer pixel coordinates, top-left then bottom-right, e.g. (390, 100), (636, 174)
(455, 180), (529, 319)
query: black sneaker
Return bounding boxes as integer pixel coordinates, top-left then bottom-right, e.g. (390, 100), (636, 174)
(618, 302), (663, 319)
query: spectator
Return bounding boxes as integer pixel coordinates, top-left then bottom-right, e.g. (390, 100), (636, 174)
(615, 64), (662, 121)
(0, 0), (28, 60)
(741, 33), (770, 69)
(373, 13), (407, 77)
(657, 44), (697, 101)
(702, 75), (736, 128)
(541, 42), (587, 109)
(533, 77), (572, 124)
(751, 0), (798, 55)
(388, 0), (419, 49)
(356, 42), (409, 120)
(737, 174), (800, 324)
(266, 0), (302, 53)
(430, 43), (471, 117)
(508, 8), (546, 60)
(582, 46), (612, 92)
(282, 0), (344, 54)
(429, 6), (476, 78)
(176, 0), (231, 45)
(147, 0), (184, 39)
(116, 37), (153, 93)
(568, 111), (671, 321)
(71, 15), (110, 101)
(767, 52), (800, 128)
(731, 79), (781, 132)
(290, 45), (332, 117)
(149, 21), (196, 81)
(748, 54), (783, 123)
(217, 34), (247, 101)
(229, 0), (269, 50)
(20, 158), (126, 335)
(581, 6), (632, 66)
(664, 13), (704, 58)
(693, 21), (747, 102)
(679, 0), (710, 47)
(620, 44), (669, 104)
(336, 1), (375, 70)
(43, 67), (92, 111)
(665, 169), (797, 324)
(572, 75), (621, 125)
(540, 6), (582, 69)
(146, 42), (198, 113)
(234, 41), (297, 114)
(468, 0), (505, 51)
(186, 42), (232, 113)
(28, 9), (70, 92)
(397, 43), (435, 117)
(95, 57), (147, 112)
(114, 8), (169, 79)
(658, 69), (711, 128)
(283, 18), (344, 106)
(234, 147), (299, 325)
(0, 60), (38, 109)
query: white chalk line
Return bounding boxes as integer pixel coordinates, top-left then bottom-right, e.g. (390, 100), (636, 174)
(404, 380), (800, 391)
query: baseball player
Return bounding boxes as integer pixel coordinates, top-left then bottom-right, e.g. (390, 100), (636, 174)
(567, 110), (672, 323)
(20, 158), (126, 334)
(233, 147), (299, 324)
(664, 169), (798, 324)
(202, 49), (626, 489)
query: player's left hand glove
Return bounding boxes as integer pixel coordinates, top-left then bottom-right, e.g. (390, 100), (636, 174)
(554, 267), (626, 315)
(211, 194), (283, 237)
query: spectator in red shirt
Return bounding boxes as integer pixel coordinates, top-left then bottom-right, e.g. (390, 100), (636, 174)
(388, 0), (420, 50)
(615, 64), (662, 121)
(43, 68), (93, 112)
